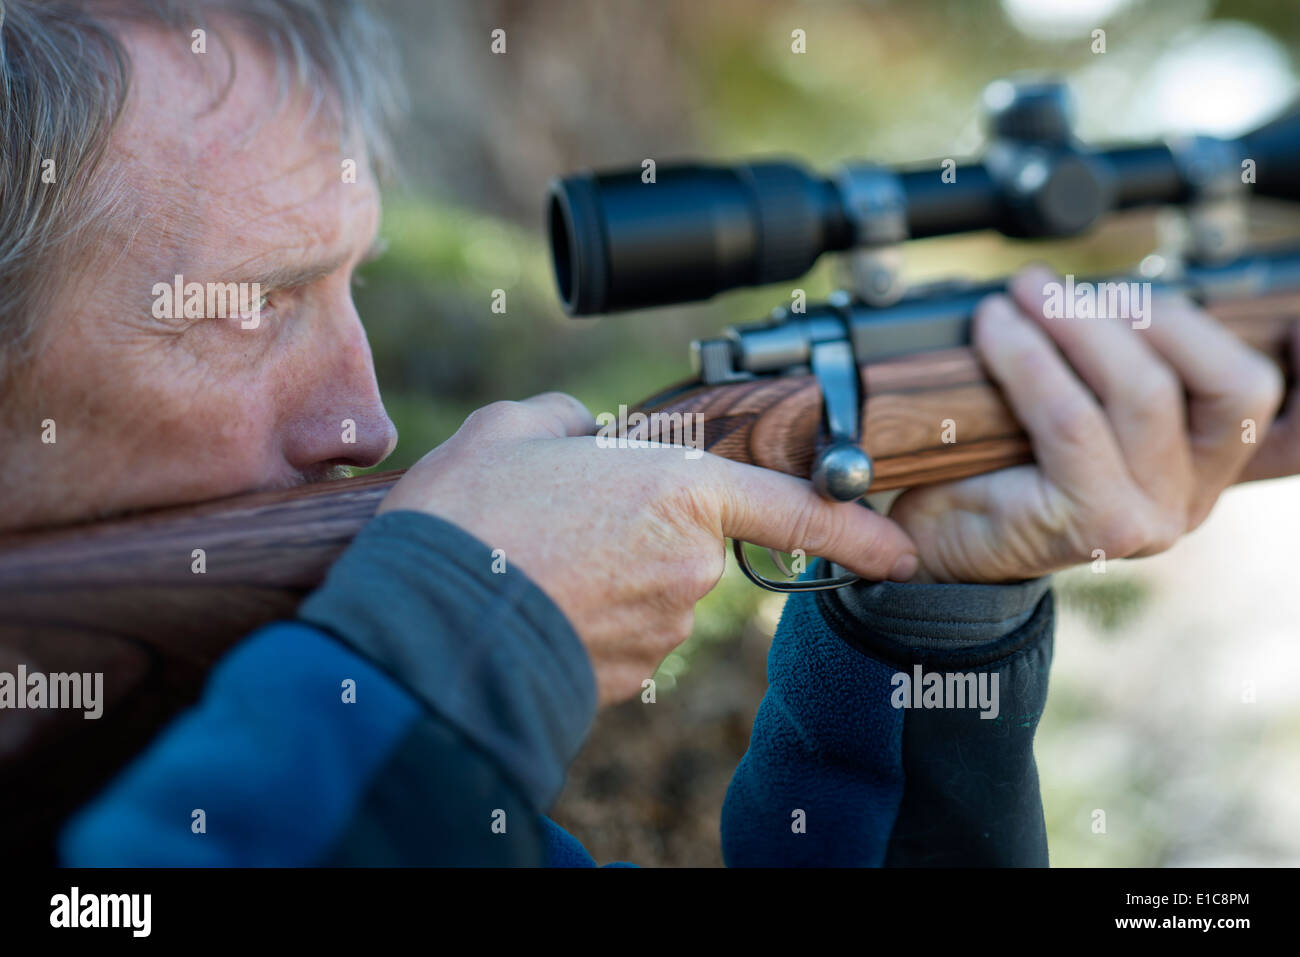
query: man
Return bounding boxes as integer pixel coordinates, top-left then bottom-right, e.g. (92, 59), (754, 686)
(2, 1), (1295, 865)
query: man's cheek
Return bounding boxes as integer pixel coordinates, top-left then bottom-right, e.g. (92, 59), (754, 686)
(151, 376), (271, 467)
(101, 360), (276, 495)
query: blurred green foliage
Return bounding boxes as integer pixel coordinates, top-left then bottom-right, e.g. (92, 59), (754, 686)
(1055, 573), (1151, 633)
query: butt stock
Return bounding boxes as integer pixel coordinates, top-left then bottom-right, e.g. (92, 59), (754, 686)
(0, 471), (398, 859)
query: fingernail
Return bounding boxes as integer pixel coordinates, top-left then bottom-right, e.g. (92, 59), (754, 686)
(888, 554), (919, 582)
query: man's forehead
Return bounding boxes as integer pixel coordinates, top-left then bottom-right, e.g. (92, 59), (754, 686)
(109, 22), (375, 275)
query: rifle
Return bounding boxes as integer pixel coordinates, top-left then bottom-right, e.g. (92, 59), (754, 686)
(2, 77), (1298, 857)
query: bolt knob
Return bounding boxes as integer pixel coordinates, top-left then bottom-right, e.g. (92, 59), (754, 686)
(811, 442), (874, 501)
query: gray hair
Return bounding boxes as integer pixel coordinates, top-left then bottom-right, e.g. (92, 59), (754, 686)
(0, 0), (405, 377)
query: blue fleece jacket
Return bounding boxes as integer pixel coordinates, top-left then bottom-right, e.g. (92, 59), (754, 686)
(59, 511), (1054, 867)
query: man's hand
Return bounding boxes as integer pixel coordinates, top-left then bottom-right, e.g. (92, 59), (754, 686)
(378, 393), (919, 706)
(889, 266), (1287, 584)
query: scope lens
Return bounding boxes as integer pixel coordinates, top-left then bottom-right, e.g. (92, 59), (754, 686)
(547, 192), (575, 310)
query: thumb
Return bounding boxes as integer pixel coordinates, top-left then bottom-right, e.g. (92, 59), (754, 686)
(713, 457), (919, 582)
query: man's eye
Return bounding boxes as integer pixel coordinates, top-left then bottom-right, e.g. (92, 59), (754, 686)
(229, 291), (274, 325)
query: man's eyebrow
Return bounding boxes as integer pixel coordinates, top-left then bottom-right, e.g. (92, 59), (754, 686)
(232, 235), (388, 290)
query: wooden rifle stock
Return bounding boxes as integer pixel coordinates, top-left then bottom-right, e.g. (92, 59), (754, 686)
(1, 289), (1297, 859)
(645, 290), (1300, 489)
(0, 471), (402, 859)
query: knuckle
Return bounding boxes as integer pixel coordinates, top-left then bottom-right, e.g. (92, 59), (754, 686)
(689, 549), (726, 595)
(663, 546), (725, 604)
(465, 400), (526, 431)
(646, 597), (697, 650)
(534, 391), (590, 434)
(1042, 394), (1103, 449)
(1090, 506), (1146, 558)
(1130, 366), (1182, 417)
(1141, 514), (1185, 555)
(1243, 358), (1286, 418)
(607, 665), (652, 704)
(1097, 506), (1183, 559)
(671, 609), (697, 644)
(535, 390), (576, 407)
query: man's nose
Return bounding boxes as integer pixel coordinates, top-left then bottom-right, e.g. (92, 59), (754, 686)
(280, 308), (398, 474)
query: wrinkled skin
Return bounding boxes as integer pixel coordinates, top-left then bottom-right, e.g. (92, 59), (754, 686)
(2, 26), (396, 530)
(889, 267), (1291, 584)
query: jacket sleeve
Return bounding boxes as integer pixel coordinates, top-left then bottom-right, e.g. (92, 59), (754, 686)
(721, 563), (1055, 867)
(59, 511), (597, 866)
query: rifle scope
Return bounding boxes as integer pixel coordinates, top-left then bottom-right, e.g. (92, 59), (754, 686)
(548, 84), (1300, 316)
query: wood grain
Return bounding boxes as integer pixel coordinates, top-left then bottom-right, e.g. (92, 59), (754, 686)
(644, 291), (1300, 490)
(0, 470), (400, 860)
